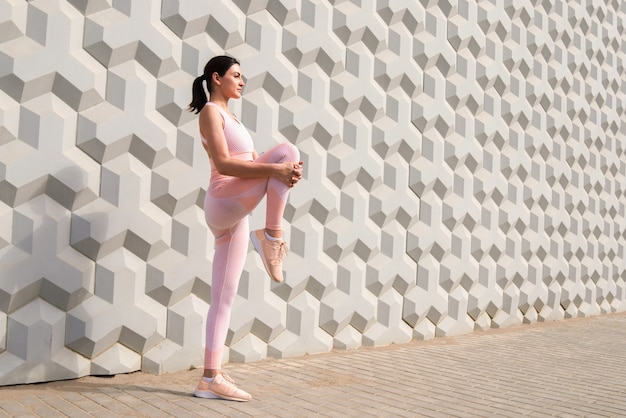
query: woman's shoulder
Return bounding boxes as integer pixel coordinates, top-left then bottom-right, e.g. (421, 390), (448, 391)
(205, 101), (223, 111)
(202, 102), (224, 118)
(205, 102), (229, 119)
(199, 102), (225, 135)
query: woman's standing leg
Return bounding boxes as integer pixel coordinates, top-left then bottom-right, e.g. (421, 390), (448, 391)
(194, 217), (252, 401)
(204, 216), (249, 371)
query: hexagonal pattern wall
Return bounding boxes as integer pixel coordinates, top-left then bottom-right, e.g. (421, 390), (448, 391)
(1, 0), (625, 385)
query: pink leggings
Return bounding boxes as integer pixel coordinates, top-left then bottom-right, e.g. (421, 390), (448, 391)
(203, 142), (299, 369)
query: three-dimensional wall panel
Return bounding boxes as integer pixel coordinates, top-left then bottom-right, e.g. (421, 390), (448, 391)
(0, 0), (625, 385)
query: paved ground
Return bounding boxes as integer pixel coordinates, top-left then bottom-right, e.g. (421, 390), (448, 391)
(1, 312), (625, 417)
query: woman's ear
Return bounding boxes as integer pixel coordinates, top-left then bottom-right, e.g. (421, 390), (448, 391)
(212, 72), (220, 85)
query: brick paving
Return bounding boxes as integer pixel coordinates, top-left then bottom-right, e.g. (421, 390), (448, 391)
(1, 312), (625, 417)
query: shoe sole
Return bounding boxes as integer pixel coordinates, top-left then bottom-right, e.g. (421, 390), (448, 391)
(250, 231), (282, 282)
(194, 389), (250, 402)
(193, 390), (219, 399)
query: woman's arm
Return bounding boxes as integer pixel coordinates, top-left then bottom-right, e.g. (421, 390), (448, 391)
(200, 105), (301, 186)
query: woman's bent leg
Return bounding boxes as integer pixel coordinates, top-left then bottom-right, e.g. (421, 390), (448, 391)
(206, 142), (300, 232)
(249, 143), (300, 281)
(254, 143), (300, 230)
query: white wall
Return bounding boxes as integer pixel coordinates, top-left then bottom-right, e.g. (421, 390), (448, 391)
(0, 0), (625, 385)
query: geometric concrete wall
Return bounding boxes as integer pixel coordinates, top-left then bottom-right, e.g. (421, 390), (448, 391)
(0, 0), (625, 385)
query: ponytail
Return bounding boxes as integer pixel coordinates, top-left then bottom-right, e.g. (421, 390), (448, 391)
(188, 75), (207, 114)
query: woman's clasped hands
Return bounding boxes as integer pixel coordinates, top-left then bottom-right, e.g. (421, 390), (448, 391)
(278, 161), (303, 188)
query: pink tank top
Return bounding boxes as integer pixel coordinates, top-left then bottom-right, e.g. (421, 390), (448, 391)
(202, 102), (254, 191)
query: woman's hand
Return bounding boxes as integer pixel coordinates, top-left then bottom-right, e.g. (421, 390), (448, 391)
(277, 161), (303, 188)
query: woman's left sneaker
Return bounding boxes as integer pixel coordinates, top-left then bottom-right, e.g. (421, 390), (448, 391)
(193, 374), (252, 401)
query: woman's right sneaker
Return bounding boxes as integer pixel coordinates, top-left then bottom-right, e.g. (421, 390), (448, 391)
(250, 229), (287, 282)
(193, 374), (252, 402)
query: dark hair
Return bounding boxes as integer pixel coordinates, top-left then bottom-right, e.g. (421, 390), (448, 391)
(188, 55), (240, 114)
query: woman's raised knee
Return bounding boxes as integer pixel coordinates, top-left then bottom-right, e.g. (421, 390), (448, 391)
(280, 142), (300, 162)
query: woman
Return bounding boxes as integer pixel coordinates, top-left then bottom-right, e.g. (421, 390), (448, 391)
(188, 55), (303, 401)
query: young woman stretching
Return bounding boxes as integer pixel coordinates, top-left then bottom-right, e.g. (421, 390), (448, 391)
(188, 55), (302, 401)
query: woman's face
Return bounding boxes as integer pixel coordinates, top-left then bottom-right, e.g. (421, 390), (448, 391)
(214, 64), (244, 99)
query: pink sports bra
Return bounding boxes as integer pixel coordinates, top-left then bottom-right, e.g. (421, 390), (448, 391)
(201, 102), (254, 156)
(202, 102), (255, 191)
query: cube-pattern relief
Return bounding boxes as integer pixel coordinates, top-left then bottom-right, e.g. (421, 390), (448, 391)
(0, 0), (625, 384)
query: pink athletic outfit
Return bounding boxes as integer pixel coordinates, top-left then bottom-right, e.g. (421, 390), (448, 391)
(202, 102), (299, 369)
